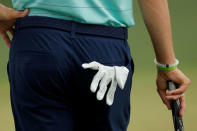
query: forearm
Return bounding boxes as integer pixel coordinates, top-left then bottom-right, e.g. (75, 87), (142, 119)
(138, 0), (176, 64)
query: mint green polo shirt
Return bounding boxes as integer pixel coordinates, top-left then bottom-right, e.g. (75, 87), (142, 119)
(12, 0), (135, 27)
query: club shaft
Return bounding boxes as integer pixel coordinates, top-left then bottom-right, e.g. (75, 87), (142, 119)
(168, 81), (184, 131)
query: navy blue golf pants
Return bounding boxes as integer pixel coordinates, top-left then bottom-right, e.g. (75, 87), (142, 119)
(7, 16), (134, 131)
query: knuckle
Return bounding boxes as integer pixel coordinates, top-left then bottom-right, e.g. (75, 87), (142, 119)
(187, 78), (191, 85)
(177, 95), (182, 99)
(184, 78), (191, 85)
(173, 97), (177, 100)
(172, 96), (177, 100)
(179, 90), (184, 94)
(7, 10), (13, 17)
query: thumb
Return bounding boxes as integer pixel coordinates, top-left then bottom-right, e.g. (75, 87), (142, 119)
(9, 8), (29, 19)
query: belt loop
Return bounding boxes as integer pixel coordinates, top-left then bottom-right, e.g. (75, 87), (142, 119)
(70, 21), (77, 38)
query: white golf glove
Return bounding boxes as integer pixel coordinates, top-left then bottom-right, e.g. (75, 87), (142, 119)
(82, 61), (129, 106)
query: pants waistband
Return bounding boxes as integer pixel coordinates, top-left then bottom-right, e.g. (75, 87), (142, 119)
(15, 16), (128, 40)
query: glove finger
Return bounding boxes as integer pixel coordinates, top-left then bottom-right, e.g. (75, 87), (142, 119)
(97, 74), (111, 100)
(90, 70), (105, 93)
(106, 79), (118, 106)
(82, 61), (100, 70)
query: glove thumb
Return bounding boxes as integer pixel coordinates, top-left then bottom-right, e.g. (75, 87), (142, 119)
(114, 66), (129, 89)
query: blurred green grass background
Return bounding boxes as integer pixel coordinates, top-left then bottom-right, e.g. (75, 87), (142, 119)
(0, 0), (197, 130)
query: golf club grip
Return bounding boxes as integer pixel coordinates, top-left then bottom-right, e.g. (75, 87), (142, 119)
(167, 81), (184, 131)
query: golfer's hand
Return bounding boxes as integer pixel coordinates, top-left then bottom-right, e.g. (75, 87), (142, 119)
(156, 68), (190, 116)
(0, 4), (28, 47)
(82, 61), (129, 106)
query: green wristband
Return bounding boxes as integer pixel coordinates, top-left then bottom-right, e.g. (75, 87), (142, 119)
(157, 66), (177, 71)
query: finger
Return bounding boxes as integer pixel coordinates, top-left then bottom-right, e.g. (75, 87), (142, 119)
(0, 32), (11, 48)
(106, 79), (118, 106)
(82, 61), (100, 70)
(97, 75), (111, 100)
(90, 70), (105, 93)
(167, 74), (190, 96)
(167, 84), (188, 96)
(157, 89), (171, 109)
(8, 28), (14, 36)
(166, 94), (184, 100)
(179, 95), (186, 117)
(156, 79), (171, 109)
(9, 8), (29, 19)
